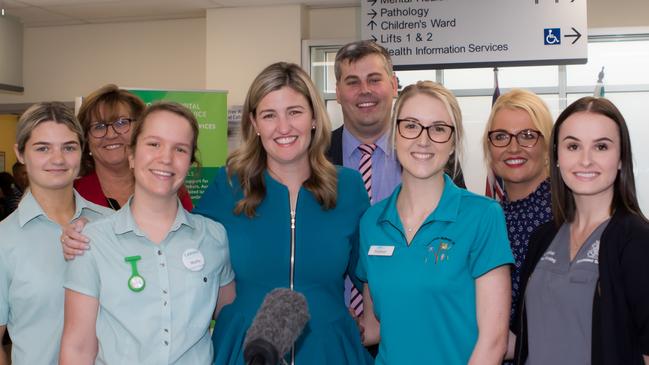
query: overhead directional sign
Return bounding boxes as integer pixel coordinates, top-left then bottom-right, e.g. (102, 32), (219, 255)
(361, 0), (587, 70)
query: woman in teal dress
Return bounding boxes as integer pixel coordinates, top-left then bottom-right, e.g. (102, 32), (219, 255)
(194, 62), (372, 365)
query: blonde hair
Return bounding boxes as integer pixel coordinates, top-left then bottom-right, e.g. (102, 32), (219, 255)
(16, 102), (84, 155)
(227, 62), (337, 217)
(391, 81), (464, 180)
(482, 89), (553, 169)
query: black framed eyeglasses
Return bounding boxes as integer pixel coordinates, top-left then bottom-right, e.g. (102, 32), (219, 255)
(89, 117), (134, 138)
(396, 119), (455, 143)
(488, 129), (542, 148)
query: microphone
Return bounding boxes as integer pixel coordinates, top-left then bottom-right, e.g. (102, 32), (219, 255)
(243, 288), (310, 365)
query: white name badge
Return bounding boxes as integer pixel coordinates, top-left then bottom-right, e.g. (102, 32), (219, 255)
(368, 245), (395, 257)
(182, 248), (205, 271)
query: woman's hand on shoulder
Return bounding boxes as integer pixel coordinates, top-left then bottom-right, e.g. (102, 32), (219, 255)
(61, 218), (90, 260)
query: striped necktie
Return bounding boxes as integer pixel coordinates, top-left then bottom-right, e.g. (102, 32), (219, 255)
(358, 143), (377, 203)
(350, 143), (377, 316)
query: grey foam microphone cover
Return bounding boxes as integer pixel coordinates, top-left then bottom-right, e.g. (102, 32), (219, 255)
(243, 288), (310, 360)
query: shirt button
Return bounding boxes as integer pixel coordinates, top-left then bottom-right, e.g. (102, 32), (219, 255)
(164, 340), (169, 346)
(160, 263), (165, 267)
(164, 328), (169, 333)
(203, 277), (207, 282)
(157, 250), (162, 255)
(162, 289), (168, 294)
(164, 301), (167, 306)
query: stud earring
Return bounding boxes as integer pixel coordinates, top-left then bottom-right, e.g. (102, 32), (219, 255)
(89, 151), (93, 156)
(312, 125), (316, 130)
(256, 132), (260, 136)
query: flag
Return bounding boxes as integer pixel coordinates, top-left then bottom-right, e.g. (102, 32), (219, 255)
(485, 67), (505, 201)
(594, 66), (605, 97)
(492, 67), (501, 105)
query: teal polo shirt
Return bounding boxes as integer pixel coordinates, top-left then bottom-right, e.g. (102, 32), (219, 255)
(356, 175), (513, 365)
(64, 198), (234, 365)
(0, 190), (111, 365)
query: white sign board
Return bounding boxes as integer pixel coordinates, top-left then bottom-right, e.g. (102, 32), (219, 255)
(361, 0), (587, 70)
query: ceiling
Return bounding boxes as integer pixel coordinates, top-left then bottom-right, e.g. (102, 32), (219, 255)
(1, 0), (357, 27)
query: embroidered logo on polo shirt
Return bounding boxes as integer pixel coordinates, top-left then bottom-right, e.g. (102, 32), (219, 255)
(425, 237), (455, 264)
(540, 250), (557, 264)
(576, 240), (599, 265)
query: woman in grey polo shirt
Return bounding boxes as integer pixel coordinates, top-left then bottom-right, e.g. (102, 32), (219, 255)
(511, 97), (649, 365)
(60, 102), (235, 364)
(0, 102), (112, 365)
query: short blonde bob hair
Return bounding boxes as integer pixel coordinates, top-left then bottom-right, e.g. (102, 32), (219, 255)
(482, 88), (553, 169)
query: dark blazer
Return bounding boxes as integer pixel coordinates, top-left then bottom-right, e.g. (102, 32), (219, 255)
(327, 125), (345, 165)
(327, 126), (466, 188)
(512, 209), (649, 365)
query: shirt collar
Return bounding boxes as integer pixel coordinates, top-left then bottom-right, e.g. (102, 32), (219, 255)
(341, 126), (393, 160)
(17, 189), (105, 227)
(377, 174), (462, 229)
(113, 197), (194, 236)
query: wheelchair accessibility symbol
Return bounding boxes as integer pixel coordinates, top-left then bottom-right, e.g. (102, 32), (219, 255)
(544, 28), (561, 45)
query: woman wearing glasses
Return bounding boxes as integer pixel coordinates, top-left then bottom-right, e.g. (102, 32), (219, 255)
(356, 81), (513, 364)
(482, 89), (554, 352)
(74, 84), (193, 211)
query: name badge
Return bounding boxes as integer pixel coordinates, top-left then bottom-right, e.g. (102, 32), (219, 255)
(368, 245), (395, 256)
(182, 248), (205, 271)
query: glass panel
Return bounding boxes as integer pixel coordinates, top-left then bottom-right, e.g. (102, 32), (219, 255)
(310, 47), (339, 95)
(395, 70), (437, 89)
(326, 99), (344, 130)
(567, 40), (649, 87)
(499, 66), (558, 88)
(444, 68), (493, 90)
(444, 66), (558, 90)
(456, 96), (492, 194)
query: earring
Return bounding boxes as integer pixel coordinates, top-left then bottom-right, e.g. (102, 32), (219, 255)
(312, 125), (316, 130)
(89, 151), (93, 156)
(256, 132), (260, 136)
(556, 162), (559, 167)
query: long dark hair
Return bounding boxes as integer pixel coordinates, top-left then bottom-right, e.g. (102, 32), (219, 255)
(549, 97), (645, 224)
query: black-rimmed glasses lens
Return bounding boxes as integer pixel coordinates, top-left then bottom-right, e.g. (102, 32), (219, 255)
(89, 118), (134, 138)
(397, 119), (455, 143)
(488, 129), (542, 148)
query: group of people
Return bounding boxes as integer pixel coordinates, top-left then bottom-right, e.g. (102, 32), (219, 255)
(0, 39), (647, 365)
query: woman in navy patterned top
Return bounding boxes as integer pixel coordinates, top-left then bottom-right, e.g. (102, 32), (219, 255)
(483, 89), (554, 325)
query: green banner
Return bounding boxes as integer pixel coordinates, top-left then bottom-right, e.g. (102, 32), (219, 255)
(130, 89), (228, 204)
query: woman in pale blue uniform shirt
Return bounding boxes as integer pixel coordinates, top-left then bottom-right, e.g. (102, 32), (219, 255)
(60, 102), (235, 365)
(357, 81), (514, 365)
(0, 102), (112, 365)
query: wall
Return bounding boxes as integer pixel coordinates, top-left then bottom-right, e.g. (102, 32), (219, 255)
(205, 5), (306, 106)
(588, 0), (649, 28)
(0, 18), (205, 104)
(308, 6), (359, 40)
(0, 115), (18, 172)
